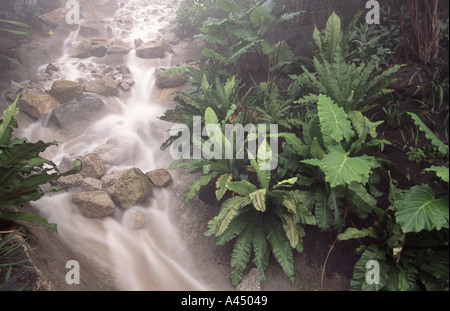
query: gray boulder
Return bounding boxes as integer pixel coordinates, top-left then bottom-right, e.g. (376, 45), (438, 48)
(136, 39), (166, 59)
(155, 68), (188, 88)
(81, 177), (103, 191)
(70, 41), (92, 59)
(19, 93), (60, 118)
(49, 80), (83, 104)
(72, 191), (115, 218)
(145, 169), (173, 188)
(79, 153), (106, 179)
(89, 44), (108, 58)
(108, 168), (153, 209)
(51, 94), (104, 128)
(56, 173), (84, 189)
(84, 77), (118, 96)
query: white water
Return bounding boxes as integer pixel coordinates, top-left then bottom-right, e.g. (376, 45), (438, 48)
(19, 0), (208, 291)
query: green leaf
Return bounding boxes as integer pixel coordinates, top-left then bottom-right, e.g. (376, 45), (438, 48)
(249, 189), (267, 212)
(314, 188), (332, 230)
(338, 227), (379, 241)
(317, 94), (354, 143)
(230, 225), (255, 286)
(277, 132), (308, 157)
(265, 214), (295, 282)
(347, 182), (378, 216)
(321, 151), (379, 187)
(216, 173), (233, 201)
(282, 213), (300, 248)
(185, 172), (219, 204)
(0, 212), (57, 234)
(0, 98), (19, 146)
(424, 166), (449, 182)
(395, 185), (449, 233)
(350, 245), (389, 291)
(324, 12), (341, 61)
(252, 215), (270, 282)
(226, 180), (258, 196)
(273, 177), (298, 190)
(408, 113), (449, 156)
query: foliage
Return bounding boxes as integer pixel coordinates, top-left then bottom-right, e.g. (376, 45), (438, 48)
(0, 17), (30, 65)
(291, 12), (402, 113)
(0, 99), (81, 234)
(341, 173), (449, 291)
(289, 95), (387, 230)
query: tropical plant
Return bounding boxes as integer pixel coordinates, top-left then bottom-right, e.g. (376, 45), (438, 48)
(0, 98), (81, 234)
(341, 172), (449, 291)
(283, 94), (388, 231)
(291, 12), (402, 113)
(0, 17), (30, 65)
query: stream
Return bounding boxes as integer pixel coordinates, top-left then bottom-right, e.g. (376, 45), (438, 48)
(15, 0), (209, 291)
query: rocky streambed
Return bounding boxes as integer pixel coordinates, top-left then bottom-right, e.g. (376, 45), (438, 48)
(1, 0), (351, 291)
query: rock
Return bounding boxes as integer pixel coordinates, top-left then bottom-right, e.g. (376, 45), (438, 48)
(51, 94), (104, 128)
(19, 93), (61, 119)
(101, 170), (126, 188)
(45, 63), (60, 74)
(89, 44), (108, 58)
(78, 21), (103, 38)
(70, 41), (92, 59)
(49, 80), (84, 104)
(72, 191), (115, 218)
(108, 168), (153, 209)
(81, 177), (103, 191)
(119, 82), (131, 92)
(155, 68), (188, 88)
(135, 39), (166, 59)
(145, 169), (173, 188)
(79, 153), (106, 179)
(7, 80), (23, 102)
(236, 268), (262, 291)
(125, 209), (147, 229)
(107, 38), (132, 55)
(134, 38), (144, 49)
(40, 8), (72, 29)
(56, 173), (84, 189)
(84, 77), (118, 96)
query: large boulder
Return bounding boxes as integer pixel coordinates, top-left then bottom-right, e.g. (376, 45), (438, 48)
(108, 168), (153, 209)
(49, 80), (83, 104)
(70, 40), (92, 59)
(84, 77), (118, 96)
(72, 191), (115, 218)
(51, 94), (104, 128)
(79, 153), (106, 179)
(145, 169), (173, 188)
(19, 93), (60, 118)
(136, 39), (166, 59)
(155, 68), (188, 88)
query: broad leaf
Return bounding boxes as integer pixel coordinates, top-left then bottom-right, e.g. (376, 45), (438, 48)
(338, 227), (379, 241)
(350, 244), (389, 291)
(395, 185), (449, 233)
(317, 94), (354, 143)
(226, 180), (258, 196)
(249, 189), (267, 212)
(216, 173), (233, 201)
(321, 151), (379, 187)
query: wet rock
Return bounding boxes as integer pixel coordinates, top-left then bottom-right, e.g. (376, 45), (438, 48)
(70, 41), (92, 59)
(101, 170), (126, 188)
(145, 169), (173, 188)
(89, 44), (108, 58)
(56, 173), (84, 189)
(78, 21), (103, 38)
(81, 177), (103, 191)
(125, 209), (147, 229)
(236, 268), (262, 291)
(51, 94), (104, 128)
(155, 68), (188, 88)
(136, 39), (166, 59)
(108, 168), (153, 209)
(49, 80), (84, 104)
(84, 77), (118, 96)
(45, 63), (60, 75)
(18, 93), (61, 119)
(107, 38), (132, 55)
(134, 38), (144, 49)
(6, 80), (23, 102)
(73, 191), (115, 218)
(40, 8), (72, 29)
(79, 153), (106, 179)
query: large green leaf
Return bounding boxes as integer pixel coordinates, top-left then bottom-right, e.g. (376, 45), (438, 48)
(321, 151), (379, 187)
(338, 227), (379, 241)
(249, 189), (267, 212)
(226, 180), (258, 196)
(0, 212), (57, 234)
(424, 166), (449, 182)
(265, 214), (295, 282)
(395, 185), (449, 233)
(314, 188), (332, 230)
(408, 112), (449, 157)
(350, 244), (389, 291)
(0, 99), (19, 146)
(230, 225), (254, 286)
(216, 173), (233, 201)
(324, 12), (341, 61)
(252, 215), (270, 282)
(185, 172), (220, 203)
(317, 94), (354, 143)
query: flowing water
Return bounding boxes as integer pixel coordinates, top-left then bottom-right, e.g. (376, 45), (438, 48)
(17, 0), (209, 291)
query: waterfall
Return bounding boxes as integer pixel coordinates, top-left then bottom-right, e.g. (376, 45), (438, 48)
(19, 0), (209, 291)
